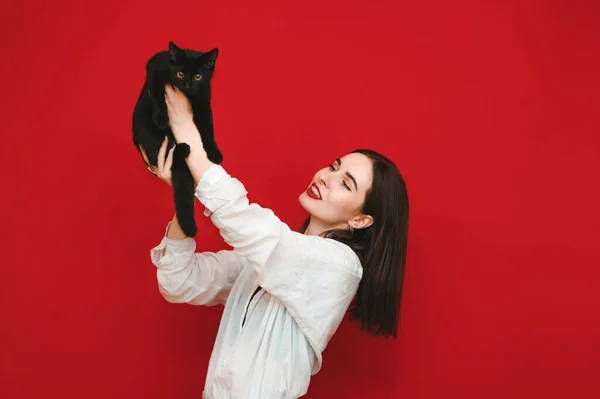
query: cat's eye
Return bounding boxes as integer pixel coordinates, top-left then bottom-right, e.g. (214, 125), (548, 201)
(194, 74), (202, 81)
(176, 71), (184, 79)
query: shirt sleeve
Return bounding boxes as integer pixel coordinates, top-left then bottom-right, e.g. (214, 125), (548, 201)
(195, 165), (363, 361)
(151, 222), (245, 306)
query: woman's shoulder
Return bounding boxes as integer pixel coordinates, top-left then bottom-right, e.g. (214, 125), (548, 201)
(288, 232), (363, 278)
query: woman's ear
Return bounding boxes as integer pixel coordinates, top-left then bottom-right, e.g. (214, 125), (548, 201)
(349, 214), (374, 230)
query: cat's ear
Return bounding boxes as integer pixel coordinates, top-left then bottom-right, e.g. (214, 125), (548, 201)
(169, 41), (184, 62)
(202, 48), (219, 68)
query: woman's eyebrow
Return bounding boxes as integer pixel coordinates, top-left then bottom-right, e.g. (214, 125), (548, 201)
(346, 172), (358, 190)
(337, 158), (357, 190)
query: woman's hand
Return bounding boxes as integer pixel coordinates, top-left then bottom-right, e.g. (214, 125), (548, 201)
(164, 84), (213, 186)
(165, 85), (197, 143)
(141, 138), (175, 187)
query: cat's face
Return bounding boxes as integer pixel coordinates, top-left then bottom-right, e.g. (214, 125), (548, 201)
(167, 41), (218, 96)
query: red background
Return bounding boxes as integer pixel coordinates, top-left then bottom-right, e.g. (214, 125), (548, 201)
(1, 0), (599, 398)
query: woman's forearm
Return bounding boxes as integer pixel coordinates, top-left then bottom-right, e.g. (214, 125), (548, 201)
(166, 213), (187, 240)
(175, 122), (215, 186)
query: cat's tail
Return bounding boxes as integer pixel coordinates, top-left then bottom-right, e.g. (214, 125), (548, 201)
(171, 143), (198, 237)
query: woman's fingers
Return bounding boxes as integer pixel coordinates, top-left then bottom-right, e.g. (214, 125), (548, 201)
(164, 84), (193, 134)
(139, 146), (157, 176)
(165, 86), (176, 126)
(164, 84), (174, 106)
(164, 143), (175, 173)
(157, 138), (175, 184)
(139, 140), (172, 186)
(157, 137), (168, 174)
(165, 85), (182, 112)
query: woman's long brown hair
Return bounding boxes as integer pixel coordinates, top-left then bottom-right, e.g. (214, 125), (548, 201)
(299, 149), (409, 338)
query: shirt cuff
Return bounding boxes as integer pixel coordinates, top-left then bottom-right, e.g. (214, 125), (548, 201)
(194, 164), (236, 217)
(150, 222), (196, 265)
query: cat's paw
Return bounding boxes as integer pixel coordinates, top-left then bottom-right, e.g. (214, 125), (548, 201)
(205, 145), (223, 164)
(153, 112), (169, 130)
(208, 151), (223, 164)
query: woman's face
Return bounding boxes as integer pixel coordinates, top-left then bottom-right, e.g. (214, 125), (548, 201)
(298, 152), (374, 231)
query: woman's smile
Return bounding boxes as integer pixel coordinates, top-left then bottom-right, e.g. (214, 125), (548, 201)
(306, 183), (322, 200)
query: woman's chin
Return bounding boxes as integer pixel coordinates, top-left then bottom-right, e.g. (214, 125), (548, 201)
(298, 191), (320, 212)
(298, 191), (310, 211)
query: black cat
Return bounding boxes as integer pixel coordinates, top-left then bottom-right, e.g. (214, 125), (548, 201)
(132, 41), (223, 237)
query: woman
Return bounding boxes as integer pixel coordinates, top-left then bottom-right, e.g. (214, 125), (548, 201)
(143, 85), (409, 398)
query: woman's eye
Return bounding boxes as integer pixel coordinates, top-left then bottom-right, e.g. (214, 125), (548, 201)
(329, 164), (350, 190)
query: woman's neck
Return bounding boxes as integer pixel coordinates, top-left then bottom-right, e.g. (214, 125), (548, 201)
(304, 217), (348, 236)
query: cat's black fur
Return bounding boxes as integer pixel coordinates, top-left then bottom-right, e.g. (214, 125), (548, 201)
(132, 41), (223, 237)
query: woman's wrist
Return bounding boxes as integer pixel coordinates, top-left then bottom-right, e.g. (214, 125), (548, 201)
(166, 214), (187, 240)
(171, 121), (215, 186)
(187, 148), (215, 187)
(172, 120), (200, 143)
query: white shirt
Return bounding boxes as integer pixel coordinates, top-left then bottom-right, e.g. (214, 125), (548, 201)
(150, 165), (362, 398)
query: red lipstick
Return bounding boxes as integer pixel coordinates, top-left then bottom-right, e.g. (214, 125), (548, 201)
(306, 183), (322, 200)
